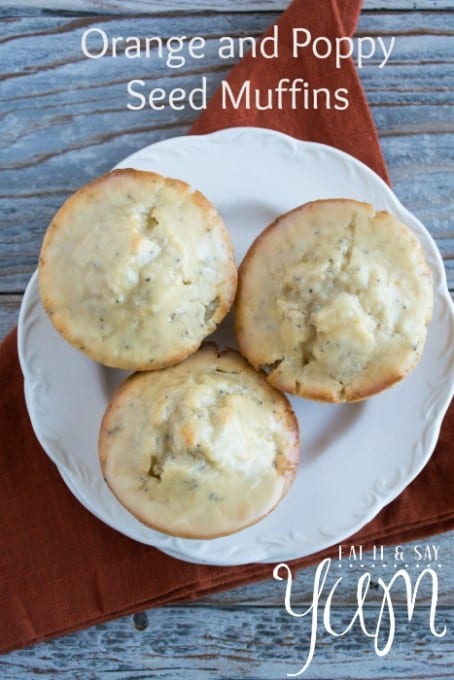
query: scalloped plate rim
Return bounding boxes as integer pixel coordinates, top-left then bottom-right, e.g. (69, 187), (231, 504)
(17, 126), (454, 566)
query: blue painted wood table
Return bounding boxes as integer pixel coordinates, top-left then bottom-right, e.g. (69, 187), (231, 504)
(0, 0), (452, 677)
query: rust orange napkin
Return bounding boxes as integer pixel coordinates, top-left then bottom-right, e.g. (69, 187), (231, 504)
(1, 0), (452, 654)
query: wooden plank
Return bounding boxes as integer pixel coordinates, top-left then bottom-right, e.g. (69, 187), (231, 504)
(194, 533), (454, 607)
(1, 605), (452, 679)
(0, 7), (453, 678)
(1, 11), (452, 63)
(0, 12), (453, 293)
(366, 0), (454, 7)
(0, 0), (453, 16)
(0, 295), (20, 338)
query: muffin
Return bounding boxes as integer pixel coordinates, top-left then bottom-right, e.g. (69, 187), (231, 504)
(99, 344), (299, 539)
(39, 169), (237, 370)
(235, 199), (433, 402)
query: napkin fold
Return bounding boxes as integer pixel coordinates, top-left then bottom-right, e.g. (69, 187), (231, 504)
(192, 0), (389, 183)
(0, 0), (452, 654)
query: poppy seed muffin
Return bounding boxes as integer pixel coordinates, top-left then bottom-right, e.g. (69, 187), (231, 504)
(39, 169), (237, 370)
(235, 199), (433, 402)
(99, 345), (299, 539)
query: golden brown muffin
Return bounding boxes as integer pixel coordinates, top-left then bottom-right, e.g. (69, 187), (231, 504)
(235, 199), (433, 402)
(99, 345), (299, 539)
(39, 169), (237, 370)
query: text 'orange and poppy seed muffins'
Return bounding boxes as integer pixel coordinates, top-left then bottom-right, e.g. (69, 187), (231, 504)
(39, 168), (237, 370)
(99, 345), (299, 539)
(235, 199), (433, 403)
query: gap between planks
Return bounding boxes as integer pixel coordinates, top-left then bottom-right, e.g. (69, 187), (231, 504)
(1, 0), (454, 15)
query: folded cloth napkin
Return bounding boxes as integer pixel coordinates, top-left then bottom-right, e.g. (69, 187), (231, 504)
(0, 0), (452, 654)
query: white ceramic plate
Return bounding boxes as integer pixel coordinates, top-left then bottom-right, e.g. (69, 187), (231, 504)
(18, 127), (454, 566)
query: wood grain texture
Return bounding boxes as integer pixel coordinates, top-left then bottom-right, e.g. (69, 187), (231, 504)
(196, 536), (454, 607)
(0, 295), (21, 338)
(0, 11), (453, 296)
(1, 605), (452, 679)
(0, 3), (453, 678)
(1, 0), (454, 15)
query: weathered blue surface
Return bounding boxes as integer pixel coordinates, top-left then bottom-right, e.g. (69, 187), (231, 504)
(0, 2), (452, 677)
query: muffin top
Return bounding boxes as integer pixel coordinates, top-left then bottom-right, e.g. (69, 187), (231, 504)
(39, 169), (237, 370)
(99, 345), (299, 539)
(235, 199), (433, 402)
